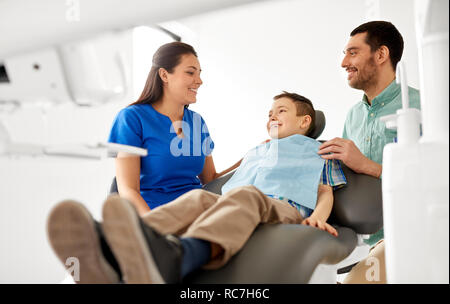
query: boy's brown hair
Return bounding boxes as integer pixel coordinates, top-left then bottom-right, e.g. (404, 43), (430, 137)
(273, 91), (316, 136)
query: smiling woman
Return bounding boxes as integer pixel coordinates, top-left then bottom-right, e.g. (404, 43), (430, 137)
(110, 41), (218, 214)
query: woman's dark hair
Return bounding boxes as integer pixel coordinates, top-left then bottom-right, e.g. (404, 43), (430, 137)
(130, 42), (198, 106)
(351, 21), (404, 71)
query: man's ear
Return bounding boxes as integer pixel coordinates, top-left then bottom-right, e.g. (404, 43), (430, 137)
(376, 45), (390, 66)
(158, 68), (169, 84)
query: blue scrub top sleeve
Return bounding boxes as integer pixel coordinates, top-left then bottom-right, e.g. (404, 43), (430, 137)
(108, 107), (144, 148)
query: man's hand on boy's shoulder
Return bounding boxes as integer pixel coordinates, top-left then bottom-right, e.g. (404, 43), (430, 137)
(301, 217), (338, 237)
(318, 137), (382, 178)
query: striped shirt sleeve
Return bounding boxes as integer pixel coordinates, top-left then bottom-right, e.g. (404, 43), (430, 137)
(319, 159), (347, 190)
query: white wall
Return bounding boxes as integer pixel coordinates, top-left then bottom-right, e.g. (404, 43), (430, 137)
(179, 0), (420, 171)
(0, 0), (420, 283)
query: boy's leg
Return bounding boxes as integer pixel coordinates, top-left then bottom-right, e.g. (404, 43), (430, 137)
(140, 189), (221, 235)
(102, 186), (300, 282)
(182, 185), (302, 269)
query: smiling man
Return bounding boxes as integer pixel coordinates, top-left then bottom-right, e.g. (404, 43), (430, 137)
(318, 21), (421, 283)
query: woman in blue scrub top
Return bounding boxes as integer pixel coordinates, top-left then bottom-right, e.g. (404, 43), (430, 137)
(109, 42), (240, 215)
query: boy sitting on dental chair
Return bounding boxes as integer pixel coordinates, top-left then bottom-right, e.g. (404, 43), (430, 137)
(99, 91), (347, 283)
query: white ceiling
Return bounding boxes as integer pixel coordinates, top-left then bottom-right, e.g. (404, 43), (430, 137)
(0, 0), (270, 58)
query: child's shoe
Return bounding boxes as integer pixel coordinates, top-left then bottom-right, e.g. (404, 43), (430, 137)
(47, 200), (121, 283)
(102, 195), (183, 284)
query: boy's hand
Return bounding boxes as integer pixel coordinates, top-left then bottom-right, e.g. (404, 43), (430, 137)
(301, 217), (338, 237)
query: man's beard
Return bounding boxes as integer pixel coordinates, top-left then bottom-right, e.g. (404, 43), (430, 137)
(349, 56), (378, 91)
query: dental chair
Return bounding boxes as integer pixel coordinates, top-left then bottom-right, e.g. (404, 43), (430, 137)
(110, 110), (383, 283)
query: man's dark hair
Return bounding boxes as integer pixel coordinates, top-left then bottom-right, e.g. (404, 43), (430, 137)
(273, 91), (316, 136)
(351, 21), (404, 71)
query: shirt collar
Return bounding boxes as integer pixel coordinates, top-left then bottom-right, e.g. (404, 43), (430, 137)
(361, 79), (401, 107)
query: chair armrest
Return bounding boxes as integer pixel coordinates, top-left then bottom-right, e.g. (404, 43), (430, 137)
(330, 164), (383, 234)
(202, 170), (236, 194)
(110, 176), (118, 194)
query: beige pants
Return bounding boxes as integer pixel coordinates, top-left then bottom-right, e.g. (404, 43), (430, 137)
(342, 240), (386, 284)
(141, 185), (303, 269)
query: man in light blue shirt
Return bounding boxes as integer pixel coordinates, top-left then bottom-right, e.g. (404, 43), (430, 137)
(318, 21), (421, 284)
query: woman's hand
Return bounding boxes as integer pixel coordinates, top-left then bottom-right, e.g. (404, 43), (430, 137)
(199, 156), (242, 185)
(301, 216), (338, 237)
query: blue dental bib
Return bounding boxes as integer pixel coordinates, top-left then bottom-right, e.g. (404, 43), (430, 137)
(222, 134), (325, 210)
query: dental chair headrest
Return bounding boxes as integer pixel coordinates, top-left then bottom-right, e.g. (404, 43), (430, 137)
(309, 110), (325, 139)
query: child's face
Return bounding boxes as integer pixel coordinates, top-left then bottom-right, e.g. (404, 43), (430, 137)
(267, 97), (311, 139)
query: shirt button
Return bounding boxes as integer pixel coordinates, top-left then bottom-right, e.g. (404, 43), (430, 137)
(370, 113), (374, 117)
(381, 103), (385, 106)
(366, 137), (371, 142)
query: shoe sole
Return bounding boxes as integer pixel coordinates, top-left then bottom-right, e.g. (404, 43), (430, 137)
(47, 200), (119, 284)
(102, 195), (165, 284)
